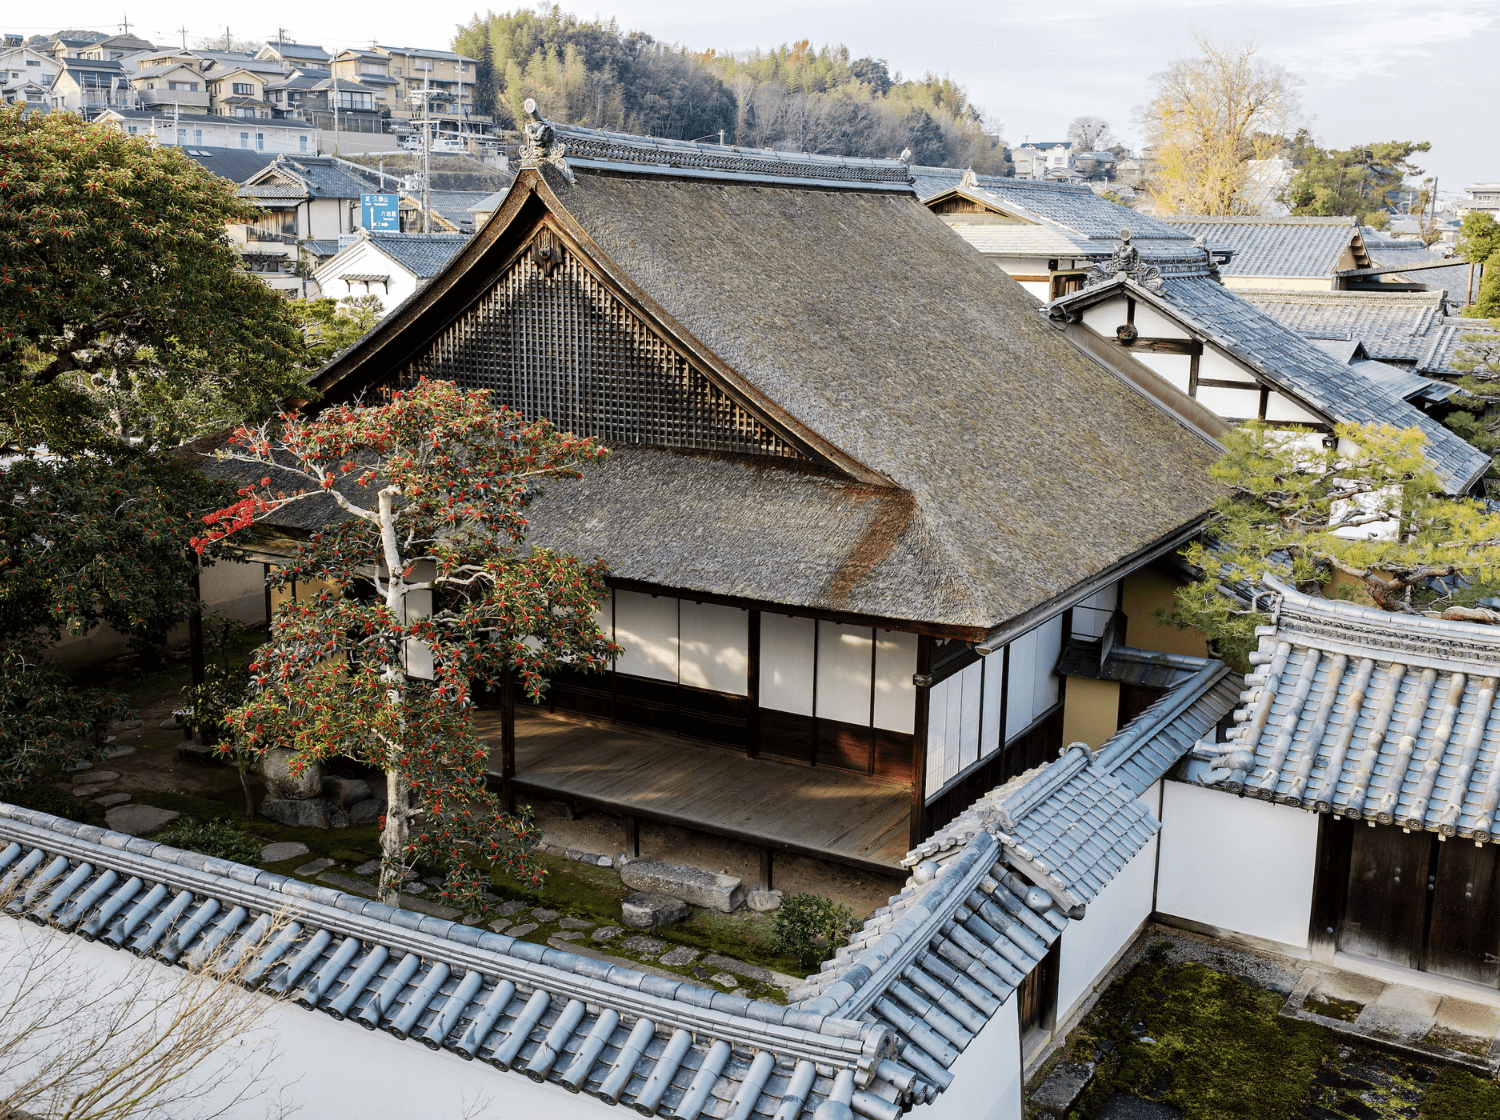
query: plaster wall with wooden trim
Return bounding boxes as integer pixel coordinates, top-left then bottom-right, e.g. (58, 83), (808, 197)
(1155, 779), (1320, 952)
(907, 994), (1023, 1120)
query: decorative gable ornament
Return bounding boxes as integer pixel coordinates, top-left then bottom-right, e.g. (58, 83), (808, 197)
(1086, 228), (1163, 292)
(518, 98), (575, 184)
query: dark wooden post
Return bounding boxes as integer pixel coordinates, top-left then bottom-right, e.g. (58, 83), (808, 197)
(908, 635), (934, 850)
(187, 566), (205, 742)
(624, 814), (640, 860)
(759, 847), (774, 892)
(500, 668), (517, 814)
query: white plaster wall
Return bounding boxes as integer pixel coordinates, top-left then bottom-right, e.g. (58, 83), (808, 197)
(200, 559), (267, 626)
(1264, 392), (1324, 425)
(816, 622), (873, 726)
(1057, 831), (1159, 1022)
(1071, 584), (1119, 639)
(1017, 280), (1050, 301)
(1131, 352), (1192, 394)
(678, 600), (748, 695)
(1157, 780), (1320, 950)
(1198, 349), (1258, 385)
(1132, 303), (1189, 340)
(927, 659), (983, 791)
(612, 589), (677, 683)
(909, 993), (1021, 1120)
(1081, 299), (1124, 337)
(1195, 385), (1262, 420)
(980, 654), (1003, 760)
(760, 613), (815, 715)
(872, 630), (917, 733)
(0, 918), (614, 1120)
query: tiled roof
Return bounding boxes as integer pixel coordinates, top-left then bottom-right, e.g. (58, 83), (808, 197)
(1239, 289), (1447, 363)
(1363, 239), (1471, 296)
(0, 656), (1234, 1118)
(1051, 259), (1491, 493)
(426, 190), (497, 231)
(242, 156), (372, 200)
(910, 166), (1191, 245)
(0, 803), (912, 1120)
(364, 231), (470, 277)
(178, 145), (280, 183)
(1185, 579), (1500, 839)
(1159, 216), (1360, 278)
(788, 661), (1233, 1084)
(1420, 317), (1500, 376)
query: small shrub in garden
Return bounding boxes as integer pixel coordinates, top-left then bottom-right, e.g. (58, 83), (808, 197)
(772, 893), (856, 971)
(154, 818), (263, 865)
(8, 781), (81, 820)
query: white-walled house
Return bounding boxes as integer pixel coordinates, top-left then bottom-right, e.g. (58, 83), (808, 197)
(312, 230), (469, 311)
(229, 155), (373, 294)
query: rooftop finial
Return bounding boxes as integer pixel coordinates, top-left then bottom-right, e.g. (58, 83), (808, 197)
(899, 147), (913, 165)
(960, 168), (978, 189)
(518, 99), (574, 183)
(1084, 228), (1163, 292)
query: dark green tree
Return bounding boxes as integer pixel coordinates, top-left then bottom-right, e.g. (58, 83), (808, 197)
(1279, 131), (1431, 226)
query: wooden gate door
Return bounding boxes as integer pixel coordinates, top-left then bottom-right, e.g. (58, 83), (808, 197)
(1423, 839), (1500, 986)
(1336, 823), (1431, 969)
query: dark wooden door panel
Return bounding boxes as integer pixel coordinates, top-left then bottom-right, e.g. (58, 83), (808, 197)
(1337, 824), (1431, 969)
(1424, 839), (1500, 987)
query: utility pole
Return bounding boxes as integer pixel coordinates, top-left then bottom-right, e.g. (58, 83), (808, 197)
(223, 26), (230, 52)
(177, 24), (188, 48)
(422, 71), (432, 232)
(119, 13), (131, 34)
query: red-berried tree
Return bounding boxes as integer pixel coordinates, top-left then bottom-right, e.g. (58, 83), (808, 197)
(194, 378), (617, 910)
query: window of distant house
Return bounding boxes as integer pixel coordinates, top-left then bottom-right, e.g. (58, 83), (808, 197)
(194, 129), (202, 144)
(143, 81), (155, 89)
(26, 59), (39, 66)
(256, 132), (265, 150)
(361, 62), (384, 74)
(298, 134), (307, 152)
(168, 81), (197, 91)
(176, 127), (185, 143)
(233, 82), (253, 95)
(237, 107), (255, 118)
(240, 131), (249, 148)
(336, 91), (371, 111)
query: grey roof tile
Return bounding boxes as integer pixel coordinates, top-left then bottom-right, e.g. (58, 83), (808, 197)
(1159, 216), (1361, 278)
(1187, 578), (1500, 839)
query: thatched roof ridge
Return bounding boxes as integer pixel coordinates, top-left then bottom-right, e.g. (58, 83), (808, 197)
(303, 155), (1222, 635)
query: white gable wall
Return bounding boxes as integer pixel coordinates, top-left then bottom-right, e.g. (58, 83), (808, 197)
(909, 992), (1022, 1120)
(314, 240), (421, 313)
(1156, 780), (1320, 950)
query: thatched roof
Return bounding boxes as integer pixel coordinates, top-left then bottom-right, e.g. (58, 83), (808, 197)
(270, 126), (1224, 639)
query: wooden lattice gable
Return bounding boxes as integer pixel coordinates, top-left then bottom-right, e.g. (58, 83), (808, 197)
(924, 184), (1029, 222)
(313, 173), (884, 482)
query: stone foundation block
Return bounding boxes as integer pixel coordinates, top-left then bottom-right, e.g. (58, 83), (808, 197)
(619, 859), (745, 913)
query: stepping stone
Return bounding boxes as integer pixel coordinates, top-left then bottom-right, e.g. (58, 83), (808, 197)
(1093, 1094), (1181, 1120)
(261, 841), (310, 864)
(160, 715), (182, 730)
(660, 946), (700, 967)
(353, 860), (382, 876)
(488, 920), (511, 934)
(622, 936), (665, 958)
(531, 907), (559, 921)
(702, 954), (772, 985)
(101, 745), (136, 761)
(558, 916), (593, 930)
(294, 858), (335, 875)
(108, 718), (143, 732)
(461, 914), (483, 926)
(105, 804), (178, 836)
(506, 922), (538, 938)
(397, 894), (461, 920)
(1031, 1061), (1096, 1118)
(495, 899), (528, 917)
(591, 925), (623, 943)
(319, 872), (378, 898)
(92, 793), (132, 808)
(554, 931), (584, 941)
(621, 890), (688, 930)
(711, 972), (738, 988)
(404, 883), (428, 895)
(72, 770), (120, 786)
(66, 761), (93, 773)
(747, 889), (783, 912)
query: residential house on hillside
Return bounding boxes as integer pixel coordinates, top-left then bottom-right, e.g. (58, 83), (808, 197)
(206, 120), (1226, 884)
(1157, 215), (1374, 291)
(1010, 141), (1073, 180)
(1462, 184), (1500, 217)
(255, 40), (332, 72)
(0, 44), (59, 107)
(76, 32), (154, 60)
(1044, 234), (1487, 494)
(97, 108), (314, 153)
(266, 76), (383, 134)
(370, 44), (486, 137)
(312, 230), (470, 310)
(230, 155), (372, 292)
(48, 56), (135, 115)
(330, 49), (402, 120)
(206, 65), (274, 119)
(129, 61), (209, 114)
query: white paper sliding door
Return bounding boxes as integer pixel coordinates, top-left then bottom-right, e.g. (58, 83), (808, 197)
(760, 613), (815, 715)
(613, 589), (678, 683)
(679, 600), (748, 695)
(816, 622), (873, 726)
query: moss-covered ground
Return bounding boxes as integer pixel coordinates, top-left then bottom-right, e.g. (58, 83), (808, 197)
(1051, 943), (1500, 1120)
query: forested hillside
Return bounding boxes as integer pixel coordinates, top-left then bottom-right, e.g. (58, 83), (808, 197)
(453, 7), (1006, 171)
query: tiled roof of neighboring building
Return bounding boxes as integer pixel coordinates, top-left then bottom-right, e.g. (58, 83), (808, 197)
(178, 145), (280, 182)
(1159, 216), (1363, 278)
(0, 654), (1228, 1120)
(1050, 254), (1490, 493)
(241, 155), (372, 200)
(789, 661), (1235, 1083)
(1184, 579), (1500, 839)
(426, 190), (498, 232)
(1238, 289), (1447, 363)
(364, 231), (470, 277)
(264, 41), (330, 61)
(1420, 317), (1500, 376)
(1362, 235), (1471, 296)
(103, 108), (311, 131)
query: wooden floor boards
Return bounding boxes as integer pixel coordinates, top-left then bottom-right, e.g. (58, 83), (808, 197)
(475, 709), (910, 870)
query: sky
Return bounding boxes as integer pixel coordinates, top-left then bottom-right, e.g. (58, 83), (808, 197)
(15, 0), (1497, 197)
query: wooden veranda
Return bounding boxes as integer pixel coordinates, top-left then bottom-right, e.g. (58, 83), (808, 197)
(476, 708), (911, 881)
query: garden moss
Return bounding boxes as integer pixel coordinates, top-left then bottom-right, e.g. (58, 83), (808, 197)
(1419, 1067), (1500, 1120)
